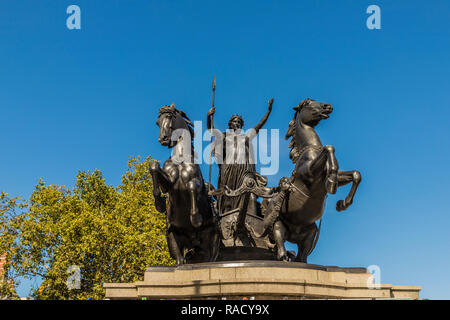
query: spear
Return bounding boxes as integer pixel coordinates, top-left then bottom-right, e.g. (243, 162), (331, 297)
(208, 76), (216, 192)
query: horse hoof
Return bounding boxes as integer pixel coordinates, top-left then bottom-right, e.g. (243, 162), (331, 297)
(287, 251), (297, 261)
(190, 214), (203, 228)
(336, 200), (346, 212)
(278, 253), (291, 262)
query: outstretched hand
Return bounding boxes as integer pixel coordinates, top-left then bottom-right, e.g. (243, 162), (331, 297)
(207, 106), (216, 117)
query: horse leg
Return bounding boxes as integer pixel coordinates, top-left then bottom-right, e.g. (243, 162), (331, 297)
(209, 226), (220, 262)
(187, 178), (203, 228)
(200, 225), (220, 262)
(273, 220), (290, 261)
(336, 170), (362, 212)
(309, 145), (339, 194)
(167, 230), (184, 265)
(295, 223), (318, 263)
(323, 145), (339, 194)
(150, 161), (168, 213)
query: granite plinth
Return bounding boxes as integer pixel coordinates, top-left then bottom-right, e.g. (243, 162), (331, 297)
(104, 261), (421, 300)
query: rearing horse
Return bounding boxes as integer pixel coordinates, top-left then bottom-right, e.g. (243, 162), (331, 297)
(265, 98), (361, 262)
(150, 104), (219, 265)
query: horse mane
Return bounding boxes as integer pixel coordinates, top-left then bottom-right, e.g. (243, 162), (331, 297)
(158, 104), (195, 139)
(285, 99), (314, 163)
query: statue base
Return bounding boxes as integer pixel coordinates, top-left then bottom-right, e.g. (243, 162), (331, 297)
(103, 261), (421, 300)
(217, 247), (276, 261)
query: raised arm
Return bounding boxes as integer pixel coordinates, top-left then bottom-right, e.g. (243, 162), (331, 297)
(253, 98), (274, 134)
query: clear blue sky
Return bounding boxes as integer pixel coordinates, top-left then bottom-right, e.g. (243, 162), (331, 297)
(0, 1), (449, 299)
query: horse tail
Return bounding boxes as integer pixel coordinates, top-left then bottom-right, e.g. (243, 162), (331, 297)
(307, 218), (322, 256)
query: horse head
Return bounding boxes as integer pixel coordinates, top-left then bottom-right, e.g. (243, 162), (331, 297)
(156, 104), (194, 148)
(293, 98), (333, 127)
(285, 98), (333, 163)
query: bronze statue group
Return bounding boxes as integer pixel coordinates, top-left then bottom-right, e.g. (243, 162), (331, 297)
(150, 82), (361, 265)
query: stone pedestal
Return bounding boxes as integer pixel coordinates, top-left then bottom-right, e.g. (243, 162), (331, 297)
(104, 261), (421, 300)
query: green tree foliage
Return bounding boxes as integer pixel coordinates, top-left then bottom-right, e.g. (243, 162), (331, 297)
(0, 192), (24, 299)
(0, 156), (174, 300)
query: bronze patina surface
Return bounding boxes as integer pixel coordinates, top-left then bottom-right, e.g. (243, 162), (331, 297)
(151, 80), (361, 264)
